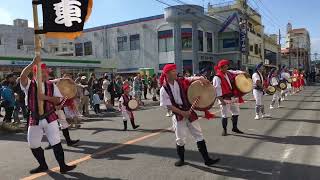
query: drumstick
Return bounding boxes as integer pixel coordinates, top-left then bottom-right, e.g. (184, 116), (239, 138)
(189, 96), (200, 112)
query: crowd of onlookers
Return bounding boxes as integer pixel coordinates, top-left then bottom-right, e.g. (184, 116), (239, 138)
(0, 72), (160, 130)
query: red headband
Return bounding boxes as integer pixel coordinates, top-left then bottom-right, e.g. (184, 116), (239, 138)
(163, 64), (176, 74)
(122, 84), (130, 91)
(217, 59), (230, 68)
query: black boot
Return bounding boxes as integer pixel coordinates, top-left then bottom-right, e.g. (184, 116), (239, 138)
(175, 145), (185, 167)
(197, 140), (220, 166)
(123, 121), (127, 131)
(130, 119), (140, 129)
(62, 128), (80, 147)
(222, 118), (228, 136)
(231, 115), (244, 134)
(30, 147), (49, 174)
(52, 143), (76, 174)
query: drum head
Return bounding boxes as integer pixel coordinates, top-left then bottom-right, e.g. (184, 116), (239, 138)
(292, 77), (297, 82)
(57, 79), (77, 99)
(128, 100), (139, 110)
(279, 82), (287, 90)
(267, 86), (276, 95)
(235, 74), (253, 94)
(187, 80), (216, 111)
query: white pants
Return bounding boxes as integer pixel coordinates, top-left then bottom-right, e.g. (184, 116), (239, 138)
(173, 115), (204, 146)
(272, 91), (281, 102)
(28, 120), (61, 149)
(122, 111), (133, 121)
(56, 110), (70, 130)
(220, 103), (240, 118)
(253, 89), (264, 106)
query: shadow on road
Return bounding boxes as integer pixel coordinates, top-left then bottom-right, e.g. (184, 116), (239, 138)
(48, 171), (123, 180)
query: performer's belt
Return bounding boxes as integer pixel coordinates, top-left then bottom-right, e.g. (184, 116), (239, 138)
(31, 110), (55, 121)
(254, 86), (264, 92)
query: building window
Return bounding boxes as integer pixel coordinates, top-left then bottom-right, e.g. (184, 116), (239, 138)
(75, 43), (83, 56)
(222, 39), (238, 48)
(198, 30), (203, 51)
(117, 36), (127, 52)
(206, 32), (213, 52)
(250, 45), (253, 52)
(84, 41), (93, 55)
(130, 34), (140, 50)
(158, 30), (174, 52)
(0, 38), (2, 45)
(182, 28), (192, 50)
(254, 44), (259, 54)
(17, 39), (23, 49)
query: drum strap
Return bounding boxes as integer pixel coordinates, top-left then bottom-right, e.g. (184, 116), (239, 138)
(122, 94), (132, 111)
(163, 81), (197, 122)
(254, 72), (264, 91)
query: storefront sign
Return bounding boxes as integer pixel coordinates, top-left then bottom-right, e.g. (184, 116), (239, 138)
(240, 24), (247, 53)
(11, 61), (31, 66)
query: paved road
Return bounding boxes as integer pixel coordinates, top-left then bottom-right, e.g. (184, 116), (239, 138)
(1, 86), (320, 180)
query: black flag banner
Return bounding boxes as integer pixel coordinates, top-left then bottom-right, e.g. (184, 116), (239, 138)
(34, 0), (93, 39)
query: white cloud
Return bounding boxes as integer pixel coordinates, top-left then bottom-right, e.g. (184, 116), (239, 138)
(0, 7), (13, 25)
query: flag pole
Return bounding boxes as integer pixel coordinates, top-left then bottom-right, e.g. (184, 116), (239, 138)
(32, 0), (44, 115)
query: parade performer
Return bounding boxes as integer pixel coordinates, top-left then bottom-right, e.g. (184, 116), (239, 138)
(212, 59), (246, 136)
(252, 63), (271, 120)
(44, 102), (80, 150)
(299, 70), (305, 91)
(160, 64), (219, 167)
(118, 84), (140, 131)
(280, 66), (292, 100)
(20, 56), (76, 174)
(292, 69), (300, 94)
(269, 69), (283, 109)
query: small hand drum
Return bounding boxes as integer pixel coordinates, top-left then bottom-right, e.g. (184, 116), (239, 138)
(128, 99), (139, 110)
(187, 80), (216, 111)
(56, 78), (77, 99)
(235, 74), (253, 94)
(292, 77), (297, 82)
(279, 81), (287, 90)
(266, 86), (276, 95)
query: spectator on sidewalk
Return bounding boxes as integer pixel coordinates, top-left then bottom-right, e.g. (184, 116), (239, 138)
(0, 80), (15, 125)
(133, 74), (143, 106)
(92, 90), (102, 114)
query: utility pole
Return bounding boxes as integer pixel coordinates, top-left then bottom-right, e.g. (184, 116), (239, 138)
(278, 29), (281, 67)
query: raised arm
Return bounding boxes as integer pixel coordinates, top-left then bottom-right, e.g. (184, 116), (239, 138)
(20, 56), (41, 88)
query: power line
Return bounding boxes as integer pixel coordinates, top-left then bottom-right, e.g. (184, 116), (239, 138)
(257, 0), (282, 24)
(252, 0), (282, 28)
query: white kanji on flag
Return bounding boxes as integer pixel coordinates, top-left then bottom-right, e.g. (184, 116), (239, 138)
(54, 0), (82, 27)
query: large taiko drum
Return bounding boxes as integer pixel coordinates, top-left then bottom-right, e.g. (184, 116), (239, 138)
(128, 99), (139, 110)
(56, 78), (77, 99)
(235, 74), (253, 94)
(187, 80), (216, 111)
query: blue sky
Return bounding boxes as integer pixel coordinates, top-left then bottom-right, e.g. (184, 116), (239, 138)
(0, 0), (319, 58)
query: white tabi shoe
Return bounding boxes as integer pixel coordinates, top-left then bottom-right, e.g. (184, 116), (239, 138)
(254, 115), (260, 120)
(270, 105), (275, 109)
